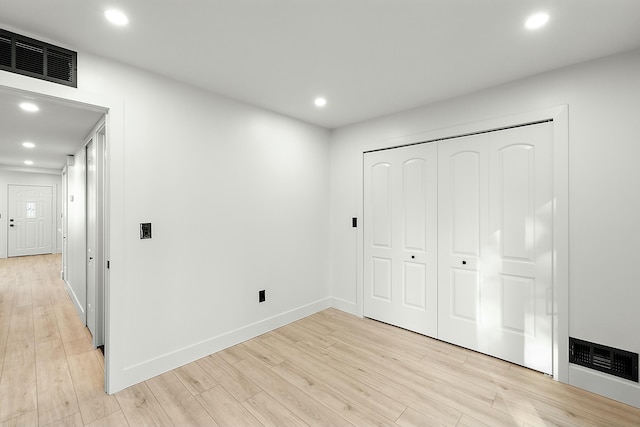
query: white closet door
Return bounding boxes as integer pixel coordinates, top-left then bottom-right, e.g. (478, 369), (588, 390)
(438, 122), (553, 374)
(364, 143), (438, 337)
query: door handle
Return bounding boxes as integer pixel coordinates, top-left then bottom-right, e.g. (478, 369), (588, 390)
(9, 224), (14, 227)
(89, 257), (94, 260)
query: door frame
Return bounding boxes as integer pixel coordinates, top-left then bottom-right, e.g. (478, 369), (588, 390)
(358, 105), (569, 382)
(0, 79), (122, 394)
(64, 118), (108, 355)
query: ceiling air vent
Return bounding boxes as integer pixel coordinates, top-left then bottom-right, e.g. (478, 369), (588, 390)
(569, 337), (639, 382)
(0, 28), (77, 87)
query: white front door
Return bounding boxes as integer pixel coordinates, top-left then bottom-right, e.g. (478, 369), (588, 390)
(8, 185), (53, 257)
(438, 122), (553, 374)
(363, 143), (438, 337)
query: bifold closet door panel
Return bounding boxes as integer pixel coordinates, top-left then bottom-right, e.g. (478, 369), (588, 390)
(487, 123), (553, 374)
(438, 122), (553, 374)
(363, 143), (438, 337)
(437, 133), (489, 350)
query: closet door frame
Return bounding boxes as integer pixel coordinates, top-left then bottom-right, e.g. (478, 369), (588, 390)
(357, 105), (569, 383)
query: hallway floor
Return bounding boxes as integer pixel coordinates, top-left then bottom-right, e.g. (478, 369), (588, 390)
(2, 254), (640, 426)
(0, 254), (108, 426)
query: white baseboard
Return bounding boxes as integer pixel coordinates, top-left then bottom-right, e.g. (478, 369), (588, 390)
(569, 364), (640, 409)
(330, 297), (360, 317)
(63, 279), (85, 320)
(111, 297), (333, 393)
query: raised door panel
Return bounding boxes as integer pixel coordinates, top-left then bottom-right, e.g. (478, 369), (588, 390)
(501, 275), (535, 336)
(499, 144), (534, 262)
(403, 158), (426, 253)
(25, 221), (36, 249)
(451, 268), (479, 322)
(403, 261), (426, 310)
(35, 196), (47, 251)
(371, 163), (392, 248)
(372, 257), (392, 301)
(451, 151), (481, 256)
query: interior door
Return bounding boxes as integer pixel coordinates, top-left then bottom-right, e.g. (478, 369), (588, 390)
(62, 169), (68, 280)
(8, 185), (53, 257)
(363, 142), (438, 337)
(438, 122), (553, 374)
(85, 127), (106, 348)
(86, 140), (97, 339)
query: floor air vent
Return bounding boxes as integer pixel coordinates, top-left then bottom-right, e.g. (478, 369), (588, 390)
(569, 337), (638, 382)
(0, 28), (77, 87)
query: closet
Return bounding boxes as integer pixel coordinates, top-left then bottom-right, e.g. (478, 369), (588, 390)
(363, 121), (553, 374)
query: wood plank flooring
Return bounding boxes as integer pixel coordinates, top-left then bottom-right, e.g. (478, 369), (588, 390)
(1, 254), (640, 426)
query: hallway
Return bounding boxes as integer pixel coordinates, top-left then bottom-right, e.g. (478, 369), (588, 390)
(0, 254), (111, 425)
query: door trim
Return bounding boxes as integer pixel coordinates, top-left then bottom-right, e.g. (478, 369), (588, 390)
(358, 105), (569, 382)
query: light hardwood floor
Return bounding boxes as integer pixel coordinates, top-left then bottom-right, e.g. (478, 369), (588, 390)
(1, 254), (640, 426)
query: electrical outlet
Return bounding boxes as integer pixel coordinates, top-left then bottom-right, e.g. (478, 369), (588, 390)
(259, 290), (266, 303)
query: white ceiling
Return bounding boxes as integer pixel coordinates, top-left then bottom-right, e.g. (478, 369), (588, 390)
(1, 0), (640, 170)
(0, 90), (104, 171)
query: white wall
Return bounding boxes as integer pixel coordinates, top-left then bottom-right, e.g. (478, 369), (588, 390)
(0, 170), (62, 258)
(108, 67), (331, 390)
(1, 44), (331, 392)
(329, 48), (640, 406)
(89, 57), (331, 391)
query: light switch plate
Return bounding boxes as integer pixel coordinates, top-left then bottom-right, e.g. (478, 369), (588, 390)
(140, 223), (152, 239)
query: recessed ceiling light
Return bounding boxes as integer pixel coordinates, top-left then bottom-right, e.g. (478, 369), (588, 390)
(19, 102), (39, 112)
(525, 12), (550, 30)
(24, 160), (34, 165)
(22, 142), (36, 148)
(314, 97), (327, 107)
(105, 9), (129, 26)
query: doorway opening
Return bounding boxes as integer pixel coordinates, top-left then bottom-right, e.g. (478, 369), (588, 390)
(0, 85), (110, 390)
